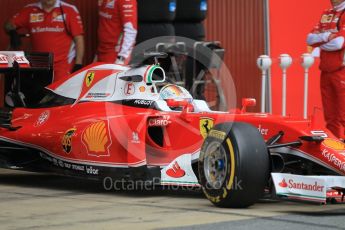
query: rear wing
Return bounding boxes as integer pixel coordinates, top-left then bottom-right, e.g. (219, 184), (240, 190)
(0, 51), (54, 108)
(0, 51), (53, 71)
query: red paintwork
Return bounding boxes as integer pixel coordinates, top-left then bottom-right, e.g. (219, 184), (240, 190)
(1, 99), (344, 176)
(0, 60), (344, 177)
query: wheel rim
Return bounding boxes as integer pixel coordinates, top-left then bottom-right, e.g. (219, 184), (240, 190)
(203, 141), (228, 189)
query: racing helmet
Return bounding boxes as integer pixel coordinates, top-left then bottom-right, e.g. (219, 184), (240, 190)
(159, 84), (193, 110)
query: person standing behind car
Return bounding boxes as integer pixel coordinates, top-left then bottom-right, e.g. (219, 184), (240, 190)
(4, 0), (85, 82)
(307, 0), (345, 139)
(96, 0), (137, 65)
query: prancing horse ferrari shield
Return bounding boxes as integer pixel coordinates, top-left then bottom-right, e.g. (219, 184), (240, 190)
(200, 118), (214, 139)
(85, 71), (95, 87)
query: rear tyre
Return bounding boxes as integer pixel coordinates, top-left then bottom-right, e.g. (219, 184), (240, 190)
(198, 122), (270, 208)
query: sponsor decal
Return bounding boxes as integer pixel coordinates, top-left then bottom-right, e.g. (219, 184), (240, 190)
(75, 69), (118, 105)
(124, 83), (135, 96)
(258, 124), (269, 135)
(321, 14), (334, 23)
(272, 173), (327, 202)
(278, 178), (324, 192)
(30, 13), (44, 23)
(31, 26), (64, 33)
(134, 99), (153, 106)
(12, 55), (30, 64)
(321, 148), (345, 173)
(0, 54), (8, 64)
(82, 120), (111, 157)
(62, 128), (76, 154)
(311, 130), (328, 138)
(148, 115), (171, 127)
(86, 166), (99, 175)
(86, 93), (111, 99)
(200, 118), (214, 139)
(40, 152), (99, 175)
(85, 71), (95, 87)
(161, 154), (199, 186)
(208, 129), (226, 140)
(279, 179), (288, 188)
(52, 13), (65, 22)
(322, 138), (345, 151)
(166, 161), (185, 178)
(139, 86), (146, 93)
(131, 132), (140, 144)
(34, 110), (50, 127)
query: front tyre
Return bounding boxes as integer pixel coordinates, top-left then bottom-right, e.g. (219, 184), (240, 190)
(198, 122), (270, 208)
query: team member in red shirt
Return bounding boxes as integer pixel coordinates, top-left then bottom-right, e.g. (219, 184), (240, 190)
(307, 0), (345, 139)
(96, 0), (137, 65)
(4, 0), (85, 82)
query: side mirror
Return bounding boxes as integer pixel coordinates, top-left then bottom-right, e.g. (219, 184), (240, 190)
(241, 98), (256, 113)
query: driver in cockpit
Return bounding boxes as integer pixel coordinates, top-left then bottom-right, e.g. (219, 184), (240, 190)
(159, 84), (194, 111)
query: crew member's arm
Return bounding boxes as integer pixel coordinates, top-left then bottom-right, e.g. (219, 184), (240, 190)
(74, 35), (85, 66)
(4, 21), (16, 32)
(3, 8), (30, 49)
(320, 15), (345, 51)
(68, 6), (85, 72)
(306, 15), (331, 47)
(116, 0), (138, 64)
(307, 32), (331, 47)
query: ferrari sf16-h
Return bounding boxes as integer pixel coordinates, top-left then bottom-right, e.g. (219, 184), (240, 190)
(0, 51), (344, 208)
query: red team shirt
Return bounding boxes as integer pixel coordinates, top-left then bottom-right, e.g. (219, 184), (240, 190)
(308, 6), (345, 138)
(10, 0), (84, 81)
(311, 8), (345, 72)
(97, 0), (137, 63)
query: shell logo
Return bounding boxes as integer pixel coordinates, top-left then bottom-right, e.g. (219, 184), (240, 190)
(82, 121), (111, 155)
(322, 138), (345, 151)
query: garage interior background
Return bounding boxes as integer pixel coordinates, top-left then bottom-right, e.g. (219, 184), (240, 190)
(0, 0), (327, 119)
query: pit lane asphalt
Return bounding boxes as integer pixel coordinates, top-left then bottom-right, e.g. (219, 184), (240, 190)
(0, 169), (344, 230)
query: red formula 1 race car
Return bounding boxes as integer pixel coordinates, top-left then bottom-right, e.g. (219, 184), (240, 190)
(0, 52), (345, 208)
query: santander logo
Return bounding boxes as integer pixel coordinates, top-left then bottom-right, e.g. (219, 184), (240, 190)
(278, 178), (324, 192)
(166, 162), (186, 178)
(279, 179), (288, 188)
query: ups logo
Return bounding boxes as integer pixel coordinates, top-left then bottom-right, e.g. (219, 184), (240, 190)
(62, 128), (76, 154)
